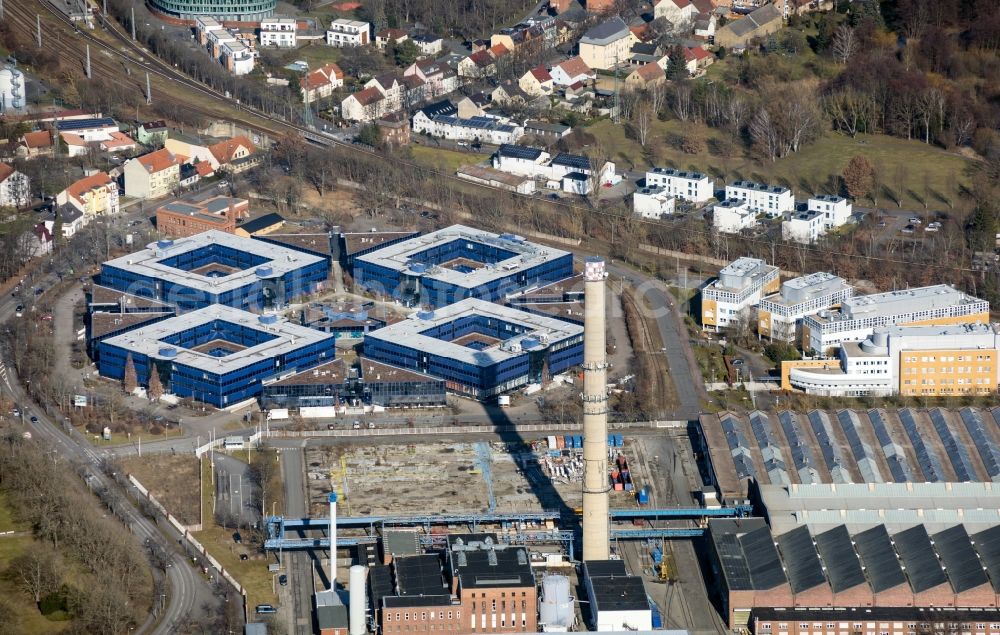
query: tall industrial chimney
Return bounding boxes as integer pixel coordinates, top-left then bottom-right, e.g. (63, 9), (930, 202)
(581, 257), (610, 561)
(328, 492), (337, 589)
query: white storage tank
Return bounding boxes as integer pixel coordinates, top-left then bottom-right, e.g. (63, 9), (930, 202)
(0, 66), (25, 112)
(348, 564), (367, 635)
(538, 574), (574, 630)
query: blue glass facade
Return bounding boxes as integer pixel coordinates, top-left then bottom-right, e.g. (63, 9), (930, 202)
(354, 247), (573, 308)
(97, 330), (336, 408)
(363, 330), (582, 399)
(100, 255), (329, 312)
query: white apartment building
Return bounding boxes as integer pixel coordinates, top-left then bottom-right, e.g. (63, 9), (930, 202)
(782, 208), (824, 244)
(758, 272), (853, 343)
(725, 180), (794, 217)
(701, 257), (780, 330)
(712, 199), (756, 234)
(260, 18), (297, 47)
(633, 186), (675, 219)
(326, 19), (370, 47)
(412, 112), (523, 146)
(220, 39), (255, 75)
(196, 17), (256, 75)
(787, 323), (1000, 397)
(801, 284), (990, 355)
(645, 167), (714, 203)
(492, 144), (551, 176)
(808, 194), (852, 229)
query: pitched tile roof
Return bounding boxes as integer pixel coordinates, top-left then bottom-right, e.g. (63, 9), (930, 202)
(684, 46), (713, 62)
(468, 50), (495, 67)
(195, 161), (215, 176)
(528, 65), (552, 82)
(66, 171), (114, 204)
(0, 162), (14, 183)
(60, 132), (87, 147)
(631, 63), (664, 82)
(555, 55), (592, 77)
(137, 148), (179, 173)
(488, 43), (510, 58)
(302, 62), (344, 91)
(350, 86), (385, 106)
(22, 130), (52, 148)
(209, 136), (255, 164)
(102, 131), (136, 149)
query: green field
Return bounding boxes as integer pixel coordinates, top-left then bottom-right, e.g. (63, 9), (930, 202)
(587, 119), (971, 211)
(410, 145), (489, 173)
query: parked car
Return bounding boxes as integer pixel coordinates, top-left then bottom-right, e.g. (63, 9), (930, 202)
(14, 305), (23, 317)
(30, 416), (38, 424)
(902, 225), (915, 234)
(233, 532), (242, 544)
(908, 217), (922, 224)
(255, 604), (277, 614)
(279, 574), (288, 586)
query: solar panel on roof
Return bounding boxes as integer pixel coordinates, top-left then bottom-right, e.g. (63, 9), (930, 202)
(740, 526), (787, 590)
(807, 411), (851, 483)
(778, 411), (820, 484)
(899, 409), (945, 482)
(749, 411), (790, 484)
(853, 525), (906, 592)
(893, 525), (948, 593)
(721, 415), (758, 480)
(866, 409), (915, 483)
(933, 525), (988, 593)
(814, 525), (866, 592)
(552, 153), (590, 170)
(930, 408), (976, 482)
(498, 144), (542, 160)
(972, 525), (1000, 592)
(776, 526), (827, 593)
(837, 410), (883, 483)
(959, 408), (1000, 481)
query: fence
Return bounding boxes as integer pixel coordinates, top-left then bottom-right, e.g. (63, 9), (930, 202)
(263, 420), (672, 439)
(195, 431), (263, 458)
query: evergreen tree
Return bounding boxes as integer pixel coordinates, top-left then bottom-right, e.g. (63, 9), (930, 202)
(123, 354), (138, 394)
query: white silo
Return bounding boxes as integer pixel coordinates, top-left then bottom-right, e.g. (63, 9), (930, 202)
(0, 66), (25, 112)
(348, 564), (367, 635)
(538, 574), (574, 631)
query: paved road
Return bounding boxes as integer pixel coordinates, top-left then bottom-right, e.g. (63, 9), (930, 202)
(214, 452), (260, 529)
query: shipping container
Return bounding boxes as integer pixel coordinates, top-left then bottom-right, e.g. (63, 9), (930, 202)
(564, 435), (572, 449)
(651, 547), (662, 565)
(547, 435), (558, 450)
(607, 434), (615, 446)
(556, 436), (565, 449)
(624, 483), (634, 492)
(613, 483), (624, 491)
(615, 434), (624, 447)
(637, 487), (650, 505)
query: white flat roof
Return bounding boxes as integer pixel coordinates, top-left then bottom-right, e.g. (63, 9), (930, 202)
(365, 298), (582, 366)
(102, 304), (332, 374)
(102, 230), (326, 295)
(353, 224), (570, 289)
(837, 285), (985, 320)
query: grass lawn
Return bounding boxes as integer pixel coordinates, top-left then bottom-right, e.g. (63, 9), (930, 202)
(0, 491), (18, 532)
(287, 42), (344, 67)
(587, 119), (971, 211)
(193, 458), (278, 610)
(123, 455), (201, 526)
(88, 426), (183, 448)
(410, 145), (489, 173)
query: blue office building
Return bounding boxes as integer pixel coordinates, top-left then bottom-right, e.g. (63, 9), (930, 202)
(100, 231), (329, 312)
(351, 225), (574, 308)
(97, 305), (336, 407)
(363, 299), (583, 400)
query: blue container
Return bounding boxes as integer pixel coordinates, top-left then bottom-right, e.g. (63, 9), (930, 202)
(615, 434), (624, 447)
(564, 435), (573, 449)
(624, 483), (635, 492)
(608, 434), (615, 446)
(637, 487), (650, 505)
(651, 547), (662, 565)
(575, 435), (583, 448)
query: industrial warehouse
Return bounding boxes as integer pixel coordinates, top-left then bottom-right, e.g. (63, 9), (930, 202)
(350, 225), (574, 308)
(99, 231), (330, 311)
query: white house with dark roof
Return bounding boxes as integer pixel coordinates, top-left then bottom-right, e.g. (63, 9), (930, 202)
(808, 194), (852, 229)
(492, 144), (551, 176)
(646, 167), (714, 202)
(725, 180), (794, 217)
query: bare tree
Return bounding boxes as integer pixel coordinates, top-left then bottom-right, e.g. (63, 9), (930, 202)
(10, 547), (61, 605)
(749, 107), (780, 161)
(672, 83), (692, 121)
(633, 105), (654, 147)
(831, 25), (858, 64)
(648, 82), (667, 115)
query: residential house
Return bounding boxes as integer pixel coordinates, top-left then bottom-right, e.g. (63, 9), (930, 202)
(326, 19), (370, 47)
(457, 44), (508, 79)
(123, 148), (180, 200)
(411, 33), (443, 56)
(549, 56), (595, 86)
(179, 163), (200, 188)
(60, 133), (89, 158)
(625, 63), (665, 88)
(260, 18), (297, 47)
(654, 0), (698, 24)
(491, 81), (530, 107)
(416, 101), (458, 120)
(725, 180), (793, 216)
(376, 112), (411, 147)
(46, 204), (88, 239)
(17, 130), (54, 159)
(195, 162), (215, 179)
(781, 208), (824, 244)
(209, 136), (256, 171)
(197, 17), (257, 75)
(519, 66), (554, 96)
(629, 41), (663, 66)
(301, 63), (344, 103)
(633, 186), (676, 218)
(714, 2), (783, 49)
(491, 23), (545, 54)
(374, 28), (407, 50)
(454, 96), (484, 118)
(0, 162), (30, 208)
(30, 222), (53, 257)
(712, 199), (756, 233)
(57, 171), (119, 217)
(402, 59), (459, 100)
(808, 194), (852, 229)
(365, 74), (406, 111)
(579, 17), (636, 70)
(645, 167), (714, 202)
(524, 120), (571, 141)
(100, 131), (137, 153)
(164, 134), (218, 169)
(412, 112), (523, 145)
(341, 87), (388, 122)
(694, 13), (717, 38)
(136, 121), (169, 147)
(683, 46), (713, 75)
(492, 144), (551, 176)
